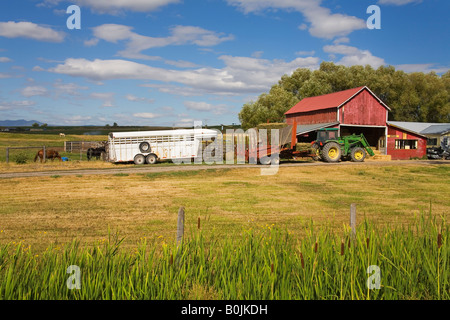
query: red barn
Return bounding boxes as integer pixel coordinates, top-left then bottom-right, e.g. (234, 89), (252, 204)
(284, 86), (427, 160)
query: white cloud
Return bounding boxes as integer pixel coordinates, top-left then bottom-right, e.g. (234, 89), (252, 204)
(184, 101), (229, 115)
(47, 55), (320, 96)
(333, 37), (350, 45)
(84, 38), (99, 47)
(21, 86), (49, 97)
(125, 94), (155, 104)
(38, 0), (180, 14)
(133, 112), (161, 119)
(91, 24), (234, 60)
(0, 100), (36, 110)
(53, 79), (89, 97)
(0, 21), (65, 42)
(51, 115), (93, 125)
(378, 0), (422, 5)
(227, 0), (366, 39)
(396, 63), (449, 74)
(164, 59), (199, 68)
(251, 51), (264, 58)
(32, 66), (45, 72)
(323, 44), (386, 68)
(174, 118), (197, 127)
(296, 50), (315, 56)
(0, 57), (12, 62)
(78, 0), (180, 14)
(90, 92), (116, 107)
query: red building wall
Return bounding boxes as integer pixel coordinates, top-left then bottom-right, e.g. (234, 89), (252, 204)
(286, 108), (336, 125)
(339, 90), (387, 126)
(387, 126), (427, 160)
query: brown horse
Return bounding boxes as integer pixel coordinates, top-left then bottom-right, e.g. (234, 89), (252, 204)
(34, 149), (62, 163)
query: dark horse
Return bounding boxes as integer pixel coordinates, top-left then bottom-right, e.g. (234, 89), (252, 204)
(34, 149), (62, 163)
(87, 146), (106, 161)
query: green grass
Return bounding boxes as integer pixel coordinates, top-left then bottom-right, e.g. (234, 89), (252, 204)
(0, 132), (107, 163)
(0, 212), (447, 300)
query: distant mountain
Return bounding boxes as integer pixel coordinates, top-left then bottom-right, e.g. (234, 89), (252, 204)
(0, 119), (43, 127)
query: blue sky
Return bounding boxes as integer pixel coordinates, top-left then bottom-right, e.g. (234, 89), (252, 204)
(0, 0), (449, 126)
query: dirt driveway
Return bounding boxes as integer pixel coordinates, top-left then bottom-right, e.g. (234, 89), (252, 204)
(0, 160), (448, 179)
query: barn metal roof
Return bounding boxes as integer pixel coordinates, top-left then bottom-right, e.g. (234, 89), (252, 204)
(421, 124), (450, 135)
(296, 122), (340, 135)
(388, 121), (450, 136)
(285, 86), (390, 115)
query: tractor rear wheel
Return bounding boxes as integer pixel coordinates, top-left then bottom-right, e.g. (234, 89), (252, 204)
(350, 147), (366, 162)
(322, 142), (341, 163)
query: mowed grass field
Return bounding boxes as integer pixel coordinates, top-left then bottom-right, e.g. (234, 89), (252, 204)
(0, 163), (449, 252)
(0, 132), (112, 171)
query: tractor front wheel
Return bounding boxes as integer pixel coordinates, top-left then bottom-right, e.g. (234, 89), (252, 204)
(350, 147), (366, 162)
(322, 142), (341, 163)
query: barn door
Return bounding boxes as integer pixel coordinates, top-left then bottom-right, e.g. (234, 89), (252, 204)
(378, 136), (387, 155)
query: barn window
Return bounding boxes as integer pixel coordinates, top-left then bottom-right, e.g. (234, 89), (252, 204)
(395, 139), (418, 150)
(427, 138), (438, 146)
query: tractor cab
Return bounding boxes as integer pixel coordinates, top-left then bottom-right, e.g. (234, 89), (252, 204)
(315, 128), (339, 144)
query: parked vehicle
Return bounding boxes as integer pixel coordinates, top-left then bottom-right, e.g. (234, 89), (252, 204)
(427, 142), (450, 160)
(310, 128), (375, 162)
(108, 129), (218, 165)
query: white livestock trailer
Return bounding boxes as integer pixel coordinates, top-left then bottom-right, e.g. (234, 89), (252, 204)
(108, 129), (218, 165)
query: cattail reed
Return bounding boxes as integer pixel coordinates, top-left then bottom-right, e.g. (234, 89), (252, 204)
(314, 242), (318, 253)
(366, 237), (370, 249)
(438, 232), (442, 249)
(198, 217), (201, 230)
(170, 253), (173, 266)
(271, 263), (274, 273)
(300, 252), (305, 269)
(340, 239), (345, 256)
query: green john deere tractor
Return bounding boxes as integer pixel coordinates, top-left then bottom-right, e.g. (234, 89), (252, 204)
(311, 128), (375, 163)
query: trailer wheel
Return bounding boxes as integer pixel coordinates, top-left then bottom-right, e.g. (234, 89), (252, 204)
(146, 154), (158, 165)
(134, 154), (146, 165)
(271, 155), (280, 165)
(139, 142), (151, 153)
(322, 142), (341, 163)
(350, 147), (366, 162)
(259, 155), (279, 165)
(259, 156), (271, 165)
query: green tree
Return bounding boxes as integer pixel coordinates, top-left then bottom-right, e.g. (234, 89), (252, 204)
(238, 62), (450, 129)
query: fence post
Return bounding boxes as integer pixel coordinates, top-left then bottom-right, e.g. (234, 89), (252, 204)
(350, 203), (356, 240)
(6, 148), (9, 164)
(177, 207), (185, 246)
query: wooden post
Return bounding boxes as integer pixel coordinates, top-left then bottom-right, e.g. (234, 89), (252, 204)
(176, 207), (185, 246)
(6, 148), (9, 164)
(350, 203), (356, 240)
